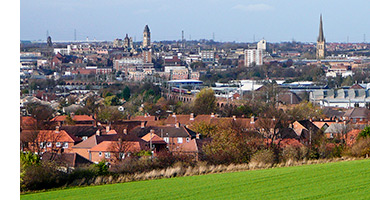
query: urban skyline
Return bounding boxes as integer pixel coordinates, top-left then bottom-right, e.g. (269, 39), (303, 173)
(21, 0), (370, 43)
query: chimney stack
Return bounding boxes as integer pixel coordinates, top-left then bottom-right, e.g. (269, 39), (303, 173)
(172, 113), (176, 117)
(106, 125), (110, 133)
(251, 116), (255, 124)
(190, 113), (194, 121)
(96, 129), (101, 136)
(196, 133), (200, 139)
(211, 113), (215, 118)
(123, 128), (127, 135)
(55, 126), (60, 133)
(141, 121), (145, 128)
(233, 116), (236, 120)
(175, 122), (180, 128)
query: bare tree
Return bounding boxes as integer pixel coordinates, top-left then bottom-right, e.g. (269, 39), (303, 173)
(108, 137), (135, 163)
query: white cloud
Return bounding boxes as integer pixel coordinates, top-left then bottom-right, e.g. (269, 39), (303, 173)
(232, 4), (274, 12)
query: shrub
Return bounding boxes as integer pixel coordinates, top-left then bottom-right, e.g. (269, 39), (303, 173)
(250, 149), (275, 166)
(21, 161), (66, 191)
(350, 137), (370, 157)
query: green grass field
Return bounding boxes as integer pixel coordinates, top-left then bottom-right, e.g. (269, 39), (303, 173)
(21, 159), (370, 200)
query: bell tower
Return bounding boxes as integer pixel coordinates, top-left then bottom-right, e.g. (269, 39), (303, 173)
(316, 14), (326, 60)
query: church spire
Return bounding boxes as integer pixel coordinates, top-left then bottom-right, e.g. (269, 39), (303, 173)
(316, 14), (326, 59)
(318, 14), (325, 42)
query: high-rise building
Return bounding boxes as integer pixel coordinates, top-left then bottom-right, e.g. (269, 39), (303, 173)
(316, 14), (326, 59)
(143, 25), (151, 48)
(244, 49), (263, 67)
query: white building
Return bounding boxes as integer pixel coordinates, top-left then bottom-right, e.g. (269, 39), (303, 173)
(257, 39), (267, 51)
(244, 49), (263, 67)
(310, 88), (370, 108)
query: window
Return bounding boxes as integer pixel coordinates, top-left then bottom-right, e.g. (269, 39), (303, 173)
(82, 136), (88, 140)
(119, 152), (125, 159)
(330, 133), (334, 138)
(47, 142), (52, 147)
(56, 142), (61, 147)
(186, 137), (190, 142)
(99, 151), (102, 156)
(164, 137), (169, 143)
(177, 137), (183, 144)
(63, 142), (69, 148)
(105, 152), (111, 158)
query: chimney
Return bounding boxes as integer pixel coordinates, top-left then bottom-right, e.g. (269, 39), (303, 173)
(196, 133), (200, 139)
(309, 118), (312, 122)
(233, 116), (236, 121)
(150, 129), (155, 134)
(123, 128), (127, 135)
(289, 123), (292, 129)
(172, 113), (176, 117)
(106, 125), (110, 133)
(336, 118), (339, 123)
(144, 113), (147, 117)
(55, 126), (60, 133)
(190, 113), (194, 121)
(71, 112), (75, 119)
(175, 122), (180, 128)
(211, 113), (215, 118)
(251, 116), (255, 124)
(272, 117), (276, 121)
(118, 137), (122, 143)
(141, 121), (145, 128)
(96, 129), (101, 136)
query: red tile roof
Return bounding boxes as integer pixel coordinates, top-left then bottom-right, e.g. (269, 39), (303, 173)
(141, 133), (167, 144)
(89, 141), (143, 152)
(50, 115), (95, 122)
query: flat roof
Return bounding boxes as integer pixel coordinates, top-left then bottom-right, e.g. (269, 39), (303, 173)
(167, 80), (203, 83)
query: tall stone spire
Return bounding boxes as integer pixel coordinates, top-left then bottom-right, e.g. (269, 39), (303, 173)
(316, 14), (326, 59)
(318, 14), (325, 42)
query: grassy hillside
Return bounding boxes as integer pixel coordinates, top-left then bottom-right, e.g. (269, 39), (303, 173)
(21, 159), (370, 200)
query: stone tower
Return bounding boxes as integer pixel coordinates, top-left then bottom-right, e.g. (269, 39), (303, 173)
(143, 25), (150, 48)
(316, 14), (326, 59)
(47, 36), (53, 47)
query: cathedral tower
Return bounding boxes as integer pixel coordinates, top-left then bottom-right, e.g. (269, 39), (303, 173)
(143, 25), (151, 48)
(316, 14), (326, 59)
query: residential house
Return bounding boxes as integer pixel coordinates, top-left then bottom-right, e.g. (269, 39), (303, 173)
(41, 152), (93, 168)
(88, 140), (146, 163)
(292, 120), (320, 144)
(21, 127), (81, 154)
(343, 107), (370, 123)
(50, 114), (95, 126)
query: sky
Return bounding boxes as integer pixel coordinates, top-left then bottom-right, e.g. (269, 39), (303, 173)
(20, 0), (370, 43)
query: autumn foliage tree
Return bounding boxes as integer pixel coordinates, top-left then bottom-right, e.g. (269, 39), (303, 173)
(193, 88), (216, 115)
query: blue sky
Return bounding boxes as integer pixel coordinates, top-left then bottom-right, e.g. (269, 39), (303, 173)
(20, 0), (370, 43)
